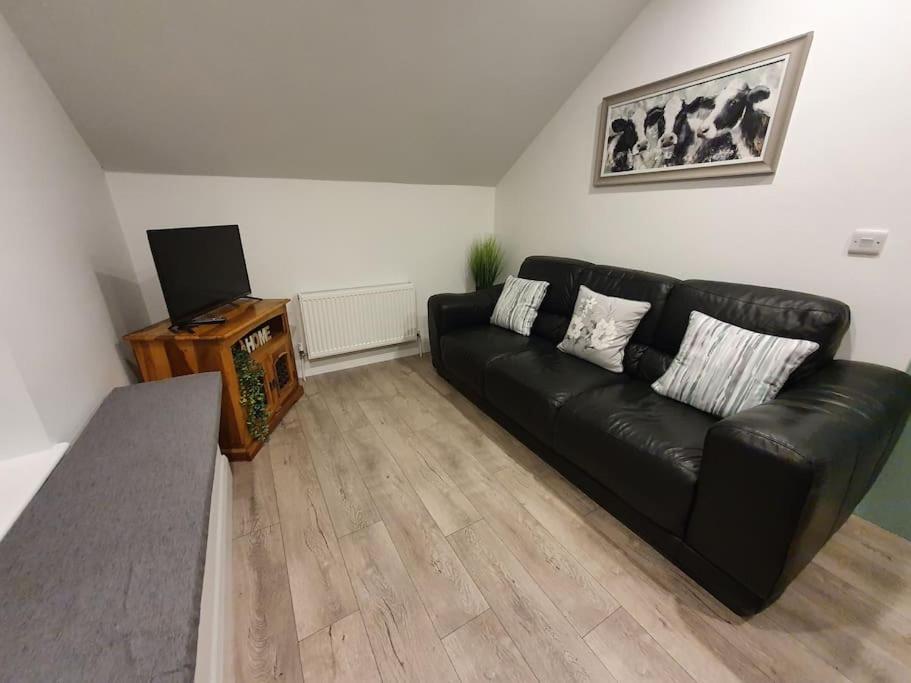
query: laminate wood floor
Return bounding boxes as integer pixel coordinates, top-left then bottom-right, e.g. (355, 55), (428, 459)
(232, 356), (911, 683)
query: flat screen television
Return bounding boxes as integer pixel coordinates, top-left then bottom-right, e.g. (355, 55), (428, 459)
(147, 225), (252, 326)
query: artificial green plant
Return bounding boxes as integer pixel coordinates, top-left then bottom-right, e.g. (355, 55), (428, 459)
(468, 236), (505, 290)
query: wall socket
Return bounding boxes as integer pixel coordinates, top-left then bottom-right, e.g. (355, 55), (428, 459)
(848, 228), (888, 256)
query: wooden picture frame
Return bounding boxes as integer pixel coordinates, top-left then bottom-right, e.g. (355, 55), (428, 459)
(593, 32), (812, 186)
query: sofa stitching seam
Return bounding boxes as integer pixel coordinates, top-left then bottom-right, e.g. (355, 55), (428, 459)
(678, 282), (845, 318)
(710, 424), (810, 465)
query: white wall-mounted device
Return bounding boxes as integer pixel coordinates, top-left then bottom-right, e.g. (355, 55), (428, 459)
(848, 228), (888, 256)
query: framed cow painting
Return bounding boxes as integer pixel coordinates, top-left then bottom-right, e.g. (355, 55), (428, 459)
(593, 33), (812, 186)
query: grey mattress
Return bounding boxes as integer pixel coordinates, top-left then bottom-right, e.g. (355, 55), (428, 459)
(0, 372), (222, 683)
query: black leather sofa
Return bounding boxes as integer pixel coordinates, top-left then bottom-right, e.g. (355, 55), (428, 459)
(428, 255), (911, 615)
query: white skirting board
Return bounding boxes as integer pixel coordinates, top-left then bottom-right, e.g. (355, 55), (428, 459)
(195, 450), (234, 682)
(301, 339), (421, 377)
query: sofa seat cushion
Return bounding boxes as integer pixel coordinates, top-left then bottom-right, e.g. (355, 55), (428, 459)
(485, 349), (627, 445)
(555, 381), (718, 536)
(440, 325), (551, 394)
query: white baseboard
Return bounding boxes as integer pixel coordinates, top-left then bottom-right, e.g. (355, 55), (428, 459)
(300, 340), (422, 377)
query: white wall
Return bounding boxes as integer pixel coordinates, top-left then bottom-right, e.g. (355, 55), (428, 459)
(0, 13), (145, 443)
(105, 172), (495, 374)
(496, 0), (910, 371)
(0, 341), (49, 459)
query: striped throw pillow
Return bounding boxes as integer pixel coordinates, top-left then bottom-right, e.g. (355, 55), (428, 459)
(652, 311), (819, 417)
(490, 275), (549, 336)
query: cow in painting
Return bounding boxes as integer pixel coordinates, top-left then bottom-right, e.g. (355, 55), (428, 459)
(606, 117), (639, 172)
(656, 95), (716, 166)
(696, 80), (771, 161)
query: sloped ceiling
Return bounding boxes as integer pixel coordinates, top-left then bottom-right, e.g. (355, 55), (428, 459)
(1, 0), (646, 185)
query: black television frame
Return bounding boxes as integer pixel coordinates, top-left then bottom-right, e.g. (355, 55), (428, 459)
(147, 224), (253, 329)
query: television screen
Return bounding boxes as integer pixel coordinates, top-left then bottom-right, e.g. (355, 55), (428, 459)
(147, 225), (252, 325)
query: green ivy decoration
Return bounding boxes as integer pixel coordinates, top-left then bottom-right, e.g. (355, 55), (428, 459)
(232, 346), (270, 442)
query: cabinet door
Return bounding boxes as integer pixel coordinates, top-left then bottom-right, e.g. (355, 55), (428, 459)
(269, 344), (296, 405)
(261, 360), (279, 414)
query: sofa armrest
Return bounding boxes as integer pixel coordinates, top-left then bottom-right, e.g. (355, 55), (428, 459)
(427, 285), (502, 368)
(685, 360), (911, 605)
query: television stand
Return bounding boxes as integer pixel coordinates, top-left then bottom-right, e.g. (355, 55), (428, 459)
(166, 295), (265, 332)
(124, 299), (303, 461)
(168, 315), (227, 333)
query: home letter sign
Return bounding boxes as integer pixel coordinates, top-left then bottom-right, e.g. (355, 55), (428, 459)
(241, 326), (272, 353)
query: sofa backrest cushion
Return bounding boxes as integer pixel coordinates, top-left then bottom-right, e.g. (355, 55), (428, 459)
(651, 280), (851, 384)
(512, 259), (850, 385)
(518, 256), (591, 343)
(577, 265), (679, 377)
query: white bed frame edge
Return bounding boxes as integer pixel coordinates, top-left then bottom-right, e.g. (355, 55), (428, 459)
(195, 449), (234, 682)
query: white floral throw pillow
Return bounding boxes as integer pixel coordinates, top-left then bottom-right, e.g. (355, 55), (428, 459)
(557, 285), (651, 372)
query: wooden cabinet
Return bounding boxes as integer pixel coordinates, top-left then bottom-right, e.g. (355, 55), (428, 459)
(124, 299), (304, 460)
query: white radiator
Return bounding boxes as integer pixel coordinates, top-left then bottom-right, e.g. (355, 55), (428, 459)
(298, 283), (419, 360)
